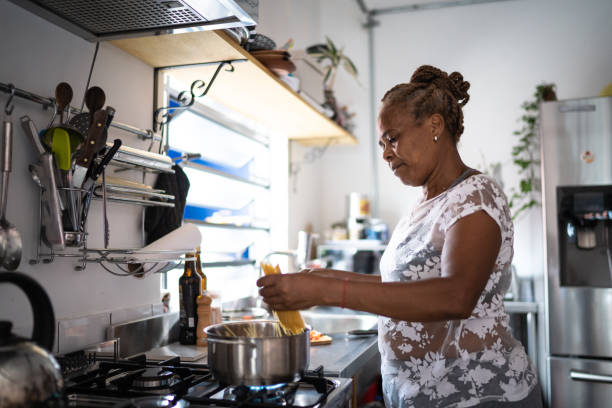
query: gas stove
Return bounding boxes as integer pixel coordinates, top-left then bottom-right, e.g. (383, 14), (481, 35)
(60, 354), (352, 408)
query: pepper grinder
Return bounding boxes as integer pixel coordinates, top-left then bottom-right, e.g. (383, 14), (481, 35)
(196, 293), (213, 347)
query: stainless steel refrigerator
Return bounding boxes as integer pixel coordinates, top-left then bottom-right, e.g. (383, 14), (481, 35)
(540, 96), (612, 407)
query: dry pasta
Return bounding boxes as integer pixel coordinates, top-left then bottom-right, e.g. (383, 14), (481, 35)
(260, 263), (306, 335)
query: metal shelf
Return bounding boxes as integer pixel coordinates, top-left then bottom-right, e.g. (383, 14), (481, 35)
(183, 161), (270, 189)
(184, 218), (269, 232)
(203, 259), (256, 268)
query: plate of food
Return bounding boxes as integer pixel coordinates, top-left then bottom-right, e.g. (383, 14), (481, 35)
(309, 329), (332, 345)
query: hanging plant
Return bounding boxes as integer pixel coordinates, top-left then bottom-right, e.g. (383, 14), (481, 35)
(509, 83), (557, 220)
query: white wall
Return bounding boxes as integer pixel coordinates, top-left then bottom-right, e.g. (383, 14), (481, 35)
(0, 1), (161, 341)
(368, 0), (612, 280)
(258, 0), (373, 250)
(260, 0), (612, 280)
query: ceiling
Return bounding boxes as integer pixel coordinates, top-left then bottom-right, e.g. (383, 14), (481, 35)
(360, 0), (510, 14)
(364, 0), (446, 9)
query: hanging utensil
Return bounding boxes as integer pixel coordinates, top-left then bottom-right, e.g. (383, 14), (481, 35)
(72, 109), (108, 190)
(85, 86), (105, 121)
(50, 82), (84, 151)
(55, 82), (73, 125)
(68, 86), (106, 136)
(21, 116), (65, 250)
(98, 140), (122, 248)
(42, 127), (78, 231)
(0, 118), (22, 270)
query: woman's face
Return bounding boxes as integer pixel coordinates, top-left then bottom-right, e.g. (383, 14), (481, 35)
(378, 104), (439, 187)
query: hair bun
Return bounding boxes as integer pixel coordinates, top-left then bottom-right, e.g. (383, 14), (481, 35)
(410, 65), (470, 107)
(409, 65), (446, 84)
(448, 72), (470, 106)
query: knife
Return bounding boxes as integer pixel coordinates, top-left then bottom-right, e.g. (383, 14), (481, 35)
(81, 106), (115, 184)
(81, 138), (122, 192)
(72, 109), (108, 189)
(78, 139), (122, 240)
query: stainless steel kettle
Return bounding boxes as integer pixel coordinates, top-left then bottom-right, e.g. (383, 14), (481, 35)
(0, 272), (63, 407)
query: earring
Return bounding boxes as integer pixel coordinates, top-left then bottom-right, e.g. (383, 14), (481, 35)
(434, 135), (438, 142)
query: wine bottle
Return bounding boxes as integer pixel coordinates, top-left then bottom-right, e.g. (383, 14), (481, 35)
(195, 246), (207, 292)
(179, 254), (202, 345)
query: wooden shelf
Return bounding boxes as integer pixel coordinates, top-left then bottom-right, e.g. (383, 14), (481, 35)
(111, 31), (357, 146)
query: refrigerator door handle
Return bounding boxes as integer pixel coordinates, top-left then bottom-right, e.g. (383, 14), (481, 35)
(570, 370), (612, 384)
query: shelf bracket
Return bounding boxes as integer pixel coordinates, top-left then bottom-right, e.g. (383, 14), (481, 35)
(153, 60), (236, 131)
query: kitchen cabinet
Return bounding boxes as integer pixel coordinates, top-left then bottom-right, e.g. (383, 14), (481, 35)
(111, 30), (357, 146)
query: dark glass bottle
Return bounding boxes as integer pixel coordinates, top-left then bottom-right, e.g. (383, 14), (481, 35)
(179, 254), (202, 345)
(195, 246), (207, 292)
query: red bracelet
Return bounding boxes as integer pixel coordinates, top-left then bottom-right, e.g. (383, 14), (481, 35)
(341, 277), (349, 309)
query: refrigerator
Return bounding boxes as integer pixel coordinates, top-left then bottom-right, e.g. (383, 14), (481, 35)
(540, 96), (612, 407)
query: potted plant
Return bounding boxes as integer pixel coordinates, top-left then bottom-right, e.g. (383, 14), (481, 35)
(306, 37), (358, 130)
(509, 83), (557, 220)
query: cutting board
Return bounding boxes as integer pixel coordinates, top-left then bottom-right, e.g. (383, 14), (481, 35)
(145, 343), (207, 362)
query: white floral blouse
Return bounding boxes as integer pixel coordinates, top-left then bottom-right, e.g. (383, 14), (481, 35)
(378, 173), (537, 407)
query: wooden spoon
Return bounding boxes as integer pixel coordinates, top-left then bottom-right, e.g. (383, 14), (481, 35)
(55, 82), (73, 124)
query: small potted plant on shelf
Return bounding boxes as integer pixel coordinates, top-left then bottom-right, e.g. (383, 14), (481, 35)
(306, 37), (358, 131)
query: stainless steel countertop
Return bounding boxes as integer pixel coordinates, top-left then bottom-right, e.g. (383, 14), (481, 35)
(128, 301), (536, 379)
(144, 333), (381, 380)
(309, 332), (379, 378)
(504, 301), (539, 314)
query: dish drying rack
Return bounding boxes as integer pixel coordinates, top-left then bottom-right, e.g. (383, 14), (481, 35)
(34, 245), (195, 275)
(28, 140), (189, 273)
(29, 155), (192, 273)
(0, 81), (193, 273)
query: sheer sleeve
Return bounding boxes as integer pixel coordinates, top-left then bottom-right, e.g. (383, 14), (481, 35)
(440, 175), (508, 234)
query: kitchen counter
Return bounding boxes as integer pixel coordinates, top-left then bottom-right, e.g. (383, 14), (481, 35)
(504, 300), (540, 366)
(146, 332), (380, 380)
(309, 332), (379, 378)
(132, 302), (535, 379)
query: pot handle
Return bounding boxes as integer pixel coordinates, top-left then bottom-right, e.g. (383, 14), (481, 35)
(0, 272), (55, 351)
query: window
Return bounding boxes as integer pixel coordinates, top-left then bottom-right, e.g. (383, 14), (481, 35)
(160, 80), (288, 312)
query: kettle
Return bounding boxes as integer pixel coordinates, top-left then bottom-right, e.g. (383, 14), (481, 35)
(0, 272), (63, 407)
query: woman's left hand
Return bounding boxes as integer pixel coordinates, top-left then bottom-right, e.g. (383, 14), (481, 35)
(256, 272), (327, 310)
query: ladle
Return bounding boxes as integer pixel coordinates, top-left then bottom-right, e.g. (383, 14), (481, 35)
(0, 119), (22, 270)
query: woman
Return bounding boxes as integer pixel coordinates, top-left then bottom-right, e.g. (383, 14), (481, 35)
(257, 65), (540, 407)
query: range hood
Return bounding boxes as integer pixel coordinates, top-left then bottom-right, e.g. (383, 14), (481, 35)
(9, 0), (258, 41)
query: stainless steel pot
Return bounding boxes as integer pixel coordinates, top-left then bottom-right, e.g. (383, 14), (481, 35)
(204, 320), (309, 385)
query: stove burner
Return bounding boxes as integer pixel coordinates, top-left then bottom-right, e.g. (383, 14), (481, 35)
(249, 383), (287, 392)
(131, 368), (178, 389)
(115, 395), (189, 408)
(229, 383), (299, 405)
(64, 356), (339, 408)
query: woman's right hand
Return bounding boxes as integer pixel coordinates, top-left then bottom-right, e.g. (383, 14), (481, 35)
(257, 272), (335, 310)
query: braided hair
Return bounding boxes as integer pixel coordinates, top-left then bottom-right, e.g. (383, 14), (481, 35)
(381, 65), (470, 142)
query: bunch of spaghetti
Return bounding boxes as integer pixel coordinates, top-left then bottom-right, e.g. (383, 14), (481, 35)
(261, 263), (306, 335)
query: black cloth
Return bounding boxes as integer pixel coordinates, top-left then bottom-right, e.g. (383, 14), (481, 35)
(144, 164), (190, 245)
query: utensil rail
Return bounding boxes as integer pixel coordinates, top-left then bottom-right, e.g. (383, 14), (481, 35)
(0, 81), (160, 141)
